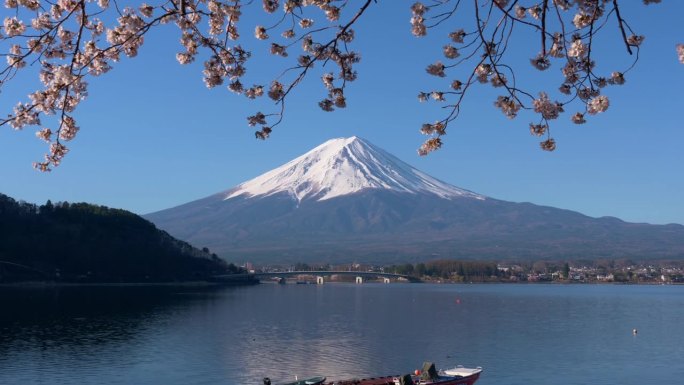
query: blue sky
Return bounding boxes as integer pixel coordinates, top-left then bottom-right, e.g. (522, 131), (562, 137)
(1, 1), (683, 224)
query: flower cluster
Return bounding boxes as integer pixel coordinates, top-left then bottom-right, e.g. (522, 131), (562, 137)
(410, 2), (427, 37)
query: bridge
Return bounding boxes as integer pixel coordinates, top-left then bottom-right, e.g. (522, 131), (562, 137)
(253, 271), (420, 284)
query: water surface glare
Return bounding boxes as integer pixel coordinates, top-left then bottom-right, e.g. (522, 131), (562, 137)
(1, 284), (683, 384)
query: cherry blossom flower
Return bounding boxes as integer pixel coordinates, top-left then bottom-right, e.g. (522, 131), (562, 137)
(475, 64), (491, 83)
(411, 2), (427, 15)
(530, 54), (551, 70)
(299, 19), (313, 29)
(418, 138), (442, 156)
(431, 91), (445, 101)
(490, 74), (507, 87)
(449, 30), (466, 43)
(35, 128), (52, 143)
(559, 84), (572, 95)
(528, 6), (542, 20)
(443, 45), (460, 59)
(270, 43), (287, 57)
(627, 34), (645, 46)
(4, 17), (26, 37)
(255, 26), (268, 40)
(426, 61), (446, 77)
(609, 72), (625, 85)
(495, 96), (520, 119)
(529, 123), (547, 137)
(540, 138), (556, 151)
(533, 93), (563, 120)
(573, 13), (593, 29)
(318, 99), (334, 111)
(247, 112), (267, 127)
(262, 0), (278, 13)
(515, 6), (526, 19)
(587, 95), (610, 115)
(322, 73), (334, 89)
(324, 6), (340, 21)
(268, 81), (284, 101)
(568, 40), (587, 58)
(139, 4), (153, 18)
(571, 112), (586, 124)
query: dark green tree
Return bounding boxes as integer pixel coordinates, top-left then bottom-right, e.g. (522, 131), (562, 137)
(562, 263), (570, 279)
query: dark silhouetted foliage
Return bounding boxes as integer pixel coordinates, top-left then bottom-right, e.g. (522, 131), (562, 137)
(0, 193), (246, 283)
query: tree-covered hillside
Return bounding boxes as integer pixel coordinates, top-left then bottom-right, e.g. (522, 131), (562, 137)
(0, 193), (246, 283)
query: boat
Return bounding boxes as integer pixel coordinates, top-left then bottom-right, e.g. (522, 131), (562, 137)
(323, 362), (482, 385)
(263, 376), (327, 385)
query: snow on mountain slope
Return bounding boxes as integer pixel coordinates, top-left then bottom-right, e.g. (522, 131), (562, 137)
(225, 136), (485, 202)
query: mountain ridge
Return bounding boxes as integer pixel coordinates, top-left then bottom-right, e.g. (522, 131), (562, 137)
(146, 137), (684, 263)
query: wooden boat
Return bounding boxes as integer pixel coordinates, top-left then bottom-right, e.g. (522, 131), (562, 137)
(263, 376), (327, 385)
(323, 362), (482, 385)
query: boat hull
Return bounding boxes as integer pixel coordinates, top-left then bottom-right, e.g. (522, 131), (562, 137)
(324, 371), (481, 385)
(275, 377), (326, 385)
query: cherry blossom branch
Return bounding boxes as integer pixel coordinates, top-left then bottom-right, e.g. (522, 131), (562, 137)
(252, 0), (373, 139)
(413, 0), (653, 155)
(612, 0), (633, 55)
(1, 0), (679, 171)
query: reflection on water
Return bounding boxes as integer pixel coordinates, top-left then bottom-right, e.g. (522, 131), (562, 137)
(2, 284), (684, 385)
(0, 286), (233, 385)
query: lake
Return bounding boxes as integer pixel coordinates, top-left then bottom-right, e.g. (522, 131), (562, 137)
(1, 283), (683, 385)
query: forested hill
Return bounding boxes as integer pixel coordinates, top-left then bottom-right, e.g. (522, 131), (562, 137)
(0, 193), (246, 283)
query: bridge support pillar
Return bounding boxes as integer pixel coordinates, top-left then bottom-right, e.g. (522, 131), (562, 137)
(383, 277), (390, 283)
(355, 276), (363, 284)
(316, 276), (324, 285)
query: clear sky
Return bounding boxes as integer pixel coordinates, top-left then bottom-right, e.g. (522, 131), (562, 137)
(1, 1), (683, 224)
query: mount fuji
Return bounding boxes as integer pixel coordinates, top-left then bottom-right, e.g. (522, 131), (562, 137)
(146, 137), (684, 263)
(225, 136), (483, 203)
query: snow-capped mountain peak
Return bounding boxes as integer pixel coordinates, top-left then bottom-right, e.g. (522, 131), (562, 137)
(224, 136), (485, 202)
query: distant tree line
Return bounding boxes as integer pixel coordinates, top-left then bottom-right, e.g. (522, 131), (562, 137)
(0, 193), (246, 283)
(387, 260), (503, 282)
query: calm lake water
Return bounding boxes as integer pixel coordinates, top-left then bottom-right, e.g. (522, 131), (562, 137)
(1, 283), (683, 385)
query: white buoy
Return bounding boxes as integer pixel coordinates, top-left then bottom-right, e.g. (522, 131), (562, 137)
(633, 328), (638, 335)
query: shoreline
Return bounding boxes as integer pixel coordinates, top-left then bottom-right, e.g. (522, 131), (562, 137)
(0, 275), (259, 288)
(2, 279), (681, 287)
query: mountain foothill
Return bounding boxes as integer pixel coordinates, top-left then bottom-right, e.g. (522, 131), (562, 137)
(0, 194), (246, 283)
